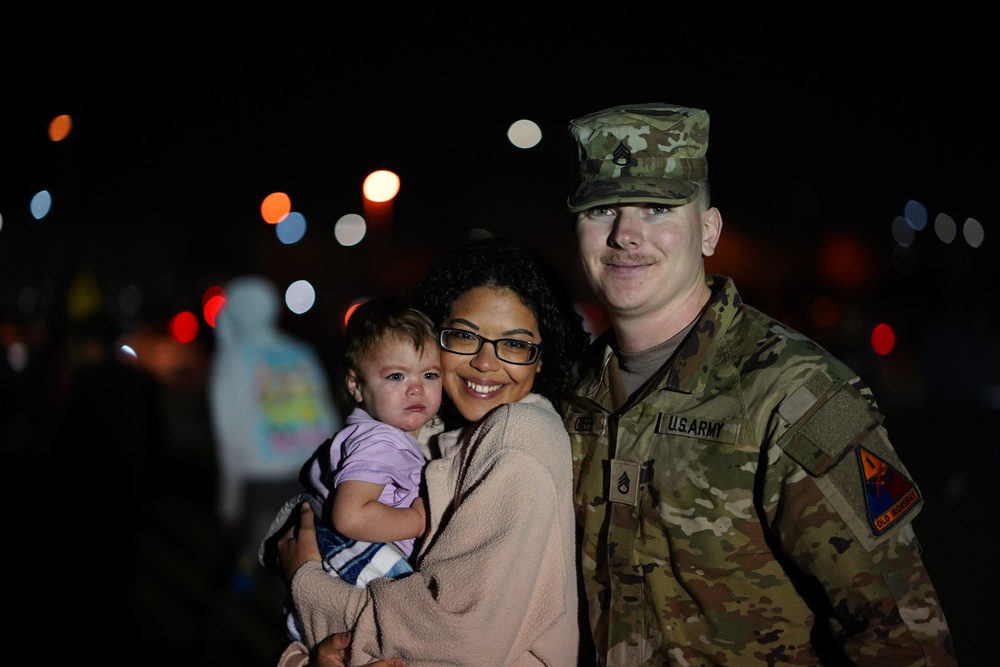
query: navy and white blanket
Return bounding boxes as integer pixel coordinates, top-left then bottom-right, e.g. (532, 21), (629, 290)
(259, 492), (414, 641)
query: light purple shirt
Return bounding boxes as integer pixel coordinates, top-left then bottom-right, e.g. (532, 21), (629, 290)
(304, 407), (426, 556)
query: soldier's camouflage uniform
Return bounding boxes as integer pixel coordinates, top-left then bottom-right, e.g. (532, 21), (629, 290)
(563, 275), (956, 666)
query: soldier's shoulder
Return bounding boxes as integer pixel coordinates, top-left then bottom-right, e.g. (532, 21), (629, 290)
(727, 304), (856, 382)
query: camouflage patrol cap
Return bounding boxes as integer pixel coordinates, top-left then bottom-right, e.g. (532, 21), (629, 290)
(567, 103), (709, 213)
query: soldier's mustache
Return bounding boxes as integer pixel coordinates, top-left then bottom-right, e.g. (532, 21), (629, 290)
(600, 253), (658, 265)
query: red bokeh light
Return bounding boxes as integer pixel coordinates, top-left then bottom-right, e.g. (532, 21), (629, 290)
(870, 322), (896, 356)
(204, 295), (226, 328)
(169, 311), (200, 344)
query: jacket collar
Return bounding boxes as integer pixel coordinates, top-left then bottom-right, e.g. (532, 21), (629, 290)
(573, 275), (741, 411)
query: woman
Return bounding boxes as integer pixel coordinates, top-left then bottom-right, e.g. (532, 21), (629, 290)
(275, 237), (590, 666)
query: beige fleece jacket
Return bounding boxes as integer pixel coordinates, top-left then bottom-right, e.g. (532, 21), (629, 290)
(280, 393), (579, 666)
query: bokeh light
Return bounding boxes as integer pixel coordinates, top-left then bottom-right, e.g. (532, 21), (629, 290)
(276, 211), (307, 244)
(507, 119), (542, 149)
(261, 191), (291, 224)
(203, 287), (226, 328)
(891, 215), (916, 247)
(934, 213), (957, 244)
(30, 190), (52, 219)
(903, 199), (928, 231)
(119, 284), (143, 318)
(334, 213), (367, 246)
(809, 295), (839, 330)
(362, 170), (400, 203)
(870, 322), (896, 356)
(169, 311), (199, 343)
(963, 218), (984, 248)
(66, 270), (102, 320)
(817, 232), (875, 292)
(49, 114), (72, 141)
(343, 299), (367, 330)
(202, 284), (224, 307)
(7, 341), (28, 372)
(285, 280), (316, 315)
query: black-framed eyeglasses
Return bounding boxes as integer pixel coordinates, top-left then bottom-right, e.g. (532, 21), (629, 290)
(437, 328), (541, 365)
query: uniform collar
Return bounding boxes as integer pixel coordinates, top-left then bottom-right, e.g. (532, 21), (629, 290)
(571, 275), (742, 411)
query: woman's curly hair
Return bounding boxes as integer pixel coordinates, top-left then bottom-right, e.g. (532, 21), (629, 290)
(412, 237), (590, 408)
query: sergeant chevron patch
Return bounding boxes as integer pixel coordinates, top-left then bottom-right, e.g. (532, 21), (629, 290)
(857, 445), (921, 535)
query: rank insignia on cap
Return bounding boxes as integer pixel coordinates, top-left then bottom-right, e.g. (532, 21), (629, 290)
(857, 445), (921, 535)
(612, 141), (631, 166)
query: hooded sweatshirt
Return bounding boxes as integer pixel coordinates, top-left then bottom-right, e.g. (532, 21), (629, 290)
(207, 275), (341, 524)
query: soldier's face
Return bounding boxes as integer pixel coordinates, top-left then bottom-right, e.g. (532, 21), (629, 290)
(575, 202), (720, 326)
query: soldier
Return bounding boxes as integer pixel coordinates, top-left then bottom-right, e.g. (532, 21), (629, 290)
(562, 103), (957, 666)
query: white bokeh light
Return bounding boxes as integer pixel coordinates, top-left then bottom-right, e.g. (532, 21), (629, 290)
(362, 171), (400, 202)
(507, 119), (542, 149)
(7, 341), (28, 372)
(335, 213), (367, 246)
(934, 213), (957, 244)
(285, 280), (316, 314)
(963, 217), (984, 248)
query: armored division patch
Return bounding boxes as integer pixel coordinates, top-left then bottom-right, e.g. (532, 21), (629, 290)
(856, 445), (920, 535)
(776, 371), (924, 550)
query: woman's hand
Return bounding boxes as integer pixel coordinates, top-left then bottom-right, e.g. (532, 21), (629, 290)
(409, 496), (427, 536)
(313, 632), (407, 667)
(276, 505), (407, 667)
(277, 501), (322, 583)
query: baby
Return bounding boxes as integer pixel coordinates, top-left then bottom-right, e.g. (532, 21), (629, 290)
(261, 296), (442, 640)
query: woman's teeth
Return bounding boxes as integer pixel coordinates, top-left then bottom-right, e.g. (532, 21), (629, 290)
(465, 380), (502, 395)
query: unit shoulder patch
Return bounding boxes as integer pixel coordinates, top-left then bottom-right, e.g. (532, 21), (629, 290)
(856, 444), (921, 535)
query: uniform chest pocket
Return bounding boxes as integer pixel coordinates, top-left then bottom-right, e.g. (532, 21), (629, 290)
(641, 413), (760, 546)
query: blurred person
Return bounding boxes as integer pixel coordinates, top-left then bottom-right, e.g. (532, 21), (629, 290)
(272, 238), (590, 666)
(561, 103), (956, 665)
(261, 296), (442, 641)
(45, 308), (166, 651)
(207, 274), (342, 591)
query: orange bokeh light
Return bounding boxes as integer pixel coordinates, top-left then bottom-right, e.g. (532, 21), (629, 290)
(49, 114), (72, 141)
(261, 192), (292, 224)
(343, 300), (367, 331)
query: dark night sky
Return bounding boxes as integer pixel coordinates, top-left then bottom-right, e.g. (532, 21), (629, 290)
(2, 7), (994, 330)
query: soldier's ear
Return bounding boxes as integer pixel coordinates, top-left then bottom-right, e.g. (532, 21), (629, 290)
(701, 206), (723, 257)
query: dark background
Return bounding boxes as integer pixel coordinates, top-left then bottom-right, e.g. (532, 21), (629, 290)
(1, 6), (992, 664)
